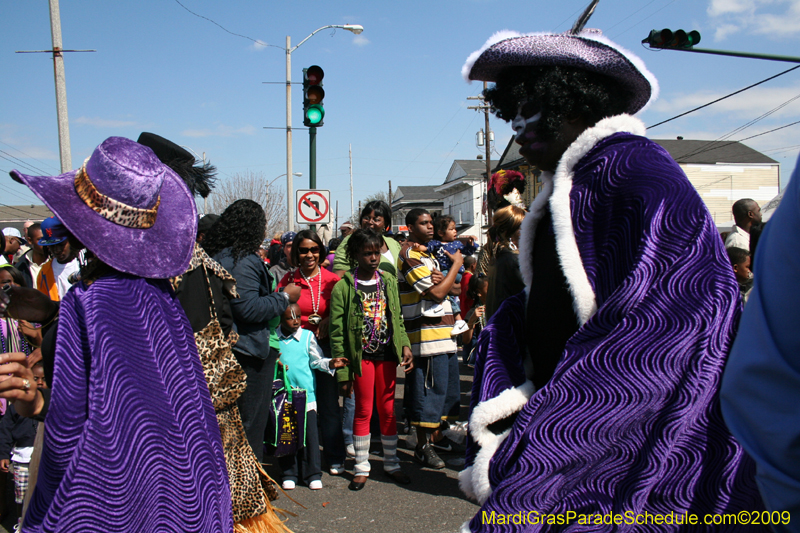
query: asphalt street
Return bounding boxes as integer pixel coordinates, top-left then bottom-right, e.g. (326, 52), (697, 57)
(261, 361), (480, 533)
(0, 360), (479, 533)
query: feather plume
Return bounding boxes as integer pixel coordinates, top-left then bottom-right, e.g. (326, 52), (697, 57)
(165, 157), (217, 199)
(570, 0), (600, 35)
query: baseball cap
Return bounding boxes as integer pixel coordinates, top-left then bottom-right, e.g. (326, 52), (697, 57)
(38, 217), (70, 246)
(2, 227), (27, 246)
(281, 231), (297, 245)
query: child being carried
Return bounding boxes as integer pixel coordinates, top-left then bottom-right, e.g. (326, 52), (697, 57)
(413, 215), (476, 335)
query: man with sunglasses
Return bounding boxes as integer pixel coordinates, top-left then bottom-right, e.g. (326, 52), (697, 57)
(36, 217), (80, 301)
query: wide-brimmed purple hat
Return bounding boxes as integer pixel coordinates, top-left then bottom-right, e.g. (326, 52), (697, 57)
(462, 30), (659, 115)
(10, 137), (197, 279)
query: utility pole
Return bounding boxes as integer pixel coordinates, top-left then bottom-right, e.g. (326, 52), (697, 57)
(349, 144), (354, 219)
(17, 0), (94, 173)
(286, 36), (294, 231)
(388, 180), (393, 231)
(49, 0), (70, 172)
(468, 82), (493, 229)
(335, 200), (339, 231)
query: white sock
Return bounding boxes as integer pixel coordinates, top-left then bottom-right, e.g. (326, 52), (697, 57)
(354, 434), (371, 476)
(382, 434), (400, 473)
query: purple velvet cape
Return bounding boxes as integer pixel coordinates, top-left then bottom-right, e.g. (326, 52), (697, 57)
(462, 115), (765, 532)
(23, 274), (232, 532)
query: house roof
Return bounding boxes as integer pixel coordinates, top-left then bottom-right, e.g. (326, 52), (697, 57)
(496, 138), (525, 170)
(0, 205), (53, 233)
(444, 159), (489, 183)
(652, 139), (778, 165)
(392, 186), (444, 205)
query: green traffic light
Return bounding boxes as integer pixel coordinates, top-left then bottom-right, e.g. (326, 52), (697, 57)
(306, 104), (324, 125)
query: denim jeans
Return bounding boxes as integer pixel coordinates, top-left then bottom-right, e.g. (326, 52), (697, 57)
(235, 346), (279, 463)
(342, 395), (355, 446)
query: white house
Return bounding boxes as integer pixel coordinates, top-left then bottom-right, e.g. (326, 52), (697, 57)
(652, 138), (780, 229)
(435, 159), (486, 244)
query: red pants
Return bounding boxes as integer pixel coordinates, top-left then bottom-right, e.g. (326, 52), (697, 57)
(353, 360), (397, 436)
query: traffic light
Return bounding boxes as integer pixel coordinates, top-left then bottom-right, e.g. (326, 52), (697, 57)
(303, 65), (325, 127)
(642, 29), (701, 49)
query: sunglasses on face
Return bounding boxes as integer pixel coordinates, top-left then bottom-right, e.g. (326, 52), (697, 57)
(298, 246), (320, 255)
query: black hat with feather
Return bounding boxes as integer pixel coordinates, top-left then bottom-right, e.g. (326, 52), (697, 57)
(136, 132), (216, 198)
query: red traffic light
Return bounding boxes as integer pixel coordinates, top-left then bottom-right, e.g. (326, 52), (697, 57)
(305, 65), (324, 85)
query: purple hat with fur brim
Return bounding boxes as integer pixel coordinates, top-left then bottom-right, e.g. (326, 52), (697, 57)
(462, 30), (659, 115)
(10, 136), (196, 279)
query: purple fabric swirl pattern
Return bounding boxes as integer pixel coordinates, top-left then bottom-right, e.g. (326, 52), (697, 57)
(465, 130), (766, 532)
(23, 274), (232, 532)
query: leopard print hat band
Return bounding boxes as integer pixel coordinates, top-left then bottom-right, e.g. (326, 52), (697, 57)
(73, 159), (161, 230)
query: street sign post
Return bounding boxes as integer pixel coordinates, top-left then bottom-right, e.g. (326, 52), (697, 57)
(296, 189), (331, 225)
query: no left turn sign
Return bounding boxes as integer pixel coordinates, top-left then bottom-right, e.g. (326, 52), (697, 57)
(296, 189), (331, 225)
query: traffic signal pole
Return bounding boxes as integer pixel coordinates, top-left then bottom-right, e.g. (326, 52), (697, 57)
(309, 126), (317, 190)
(643, 28), (800, 63)
(652, 47), (800, 64)
(309, 126), (317, 230)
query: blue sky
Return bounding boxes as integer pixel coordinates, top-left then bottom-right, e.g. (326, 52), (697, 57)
(2, 0), (799, 224)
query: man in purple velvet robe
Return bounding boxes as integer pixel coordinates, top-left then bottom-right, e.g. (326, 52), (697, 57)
(458, 27), (766, 532)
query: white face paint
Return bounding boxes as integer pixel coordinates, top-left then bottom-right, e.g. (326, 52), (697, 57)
(512, 102), (542, 143)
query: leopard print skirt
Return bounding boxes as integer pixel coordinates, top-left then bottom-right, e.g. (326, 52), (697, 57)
(196, 320), (289, 531)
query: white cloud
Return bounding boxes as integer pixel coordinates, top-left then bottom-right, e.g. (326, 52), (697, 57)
(652, 82), (800, 118)
(707, 0), (758, 17)
(714, 23), (742, 40)
(250, 40), (268, 51)
(707, 0), (800, 40)
(181, 124), (257, 138)
(353, 35), (370, 46)
(74, 116), (138, 128)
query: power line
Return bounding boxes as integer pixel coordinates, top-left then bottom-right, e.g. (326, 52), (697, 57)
(738, 120), (800, 142)
(0, 140), (60, 174)
(0, 182), (39, 204)
(648, 65), (800, 130)
(554, 3), (589, 32)
(0, 202), (45, 218)
(610, 0), (680, 39)
(675, 92), (800, 161)
(604, 0), (660, 32)
(172, 0), (283, 50)
(0, 150), (53, 176)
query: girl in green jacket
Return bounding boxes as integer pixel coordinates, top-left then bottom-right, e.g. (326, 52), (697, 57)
(329, 229), (414, 491)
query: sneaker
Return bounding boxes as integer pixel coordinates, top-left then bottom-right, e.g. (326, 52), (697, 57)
(414, 443), (445, 469)
(281, 480), (296, 490)
(309, 480), (323, 490)
(451, 319), (469, 336)
(329, 464), (345, 476)
(346, 443), (356, 458)
(431, 435), (466, 454)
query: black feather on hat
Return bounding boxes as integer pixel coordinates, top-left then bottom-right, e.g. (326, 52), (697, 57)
(137, 132), (216, 198)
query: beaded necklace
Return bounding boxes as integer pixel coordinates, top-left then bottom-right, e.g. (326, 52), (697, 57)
(299, 267), (323, 326)
(0, 318), (30, 355)
(354, 268), (389, 351)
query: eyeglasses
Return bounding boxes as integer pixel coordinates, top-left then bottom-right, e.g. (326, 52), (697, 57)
(298, 246), (320, 255)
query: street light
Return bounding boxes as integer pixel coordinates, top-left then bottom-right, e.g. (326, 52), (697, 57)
(270, 171), (301, 189)
(285, 24), (364, 231)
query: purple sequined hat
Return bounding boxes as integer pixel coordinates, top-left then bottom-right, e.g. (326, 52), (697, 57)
(10, 137), (197, 278)
(462, 30), (659, 115)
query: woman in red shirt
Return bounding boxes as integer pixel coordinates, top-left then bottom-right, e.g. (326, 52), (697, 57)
(278, 230), (345, 476)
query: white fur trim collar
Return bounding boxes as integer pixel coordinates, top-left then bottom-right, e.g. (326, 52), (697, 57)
(519, 114), (646, 326)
